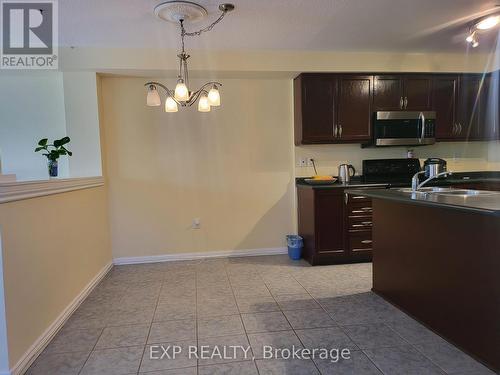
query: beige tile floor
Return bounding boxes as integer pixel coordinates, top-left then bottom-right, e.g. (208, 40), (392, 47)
(26, 255), (495, 375)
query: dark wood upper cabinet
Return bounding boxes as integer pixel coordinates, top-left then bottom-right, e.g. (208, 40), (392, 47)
(478, 73), (499, 140)
(404, 76), (433, 111)
(373, 75), (404, 110)
(295, 74), (372, 144)
(295, 71), (498, 145)
(433, 75), (459, 140)
(336, 75), (373, 142)
(294, 74), (336, 144)
(373, 75), (432, 111)
(457, 75), (481, 139)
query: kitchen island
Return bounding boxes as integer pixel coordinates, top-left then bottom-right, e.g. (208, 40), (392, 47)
(354, 188), (500, 373)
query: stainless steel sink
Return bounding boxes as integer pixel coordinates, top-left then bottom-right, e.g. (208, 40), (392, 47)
(396, 187), (500, 197)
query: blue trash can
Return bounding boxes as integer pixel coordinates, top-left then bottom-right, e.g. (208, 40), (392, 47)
(286, 235), (303, 260)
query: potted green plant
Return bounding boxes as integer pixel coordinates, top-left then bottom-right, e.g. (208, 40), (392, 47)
(35, 137), (72, 178)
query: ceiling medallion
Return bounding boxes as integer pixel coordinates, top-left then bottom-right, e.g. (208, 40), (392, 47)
(145, 1), (235, 112)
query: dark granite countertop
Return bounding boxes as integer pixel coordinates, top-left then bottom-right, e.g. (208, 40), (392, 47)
(296, 171), (500, 189)
(347, 188), (500, 216)
(296, 178), (391, 189)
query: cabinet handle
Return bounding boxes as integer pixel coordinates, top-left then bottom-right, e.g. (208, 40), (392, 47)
(361, 207), (372, 211)
(339, 124), (343, 137)
(334, 124), (338, 137)
(352, 209), (372, 214)
(459, 123), (463, 134)
(399, 97), (404, 109)
(361, 221), (373, 225)
(344, 193), (348, 204)
(361, 240), (373, 244)
(404, 97), (408, 109)
(351, 196), (366, 199)
(452, 123), (457, 135)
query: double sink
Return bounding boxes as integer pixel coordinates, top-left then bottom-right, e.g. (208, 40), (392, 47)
(397, 187), (500, 197)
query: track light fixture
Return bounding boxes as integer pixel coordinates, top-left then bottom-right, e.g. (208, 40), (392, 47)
(466, 13), (500, 48)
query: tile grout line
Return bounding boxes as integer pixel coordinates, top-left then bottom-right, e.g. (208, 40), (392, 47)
(260, 268), (324, 375)
(136, 270), (166, 375)
(194, 262), (199, 375)
(224, 260), (260, 375)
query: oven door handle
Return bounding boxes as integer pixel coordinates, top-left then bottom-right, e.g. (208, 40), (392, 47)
(419, 112), (425, 143)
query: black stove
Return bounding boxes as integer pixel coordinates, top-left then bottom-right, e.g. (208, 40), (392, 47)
(362, 158), (421, 185)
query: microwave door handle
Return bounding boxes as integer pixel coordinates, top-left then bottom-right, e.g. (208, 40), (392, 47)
(419, 112), (425, 143)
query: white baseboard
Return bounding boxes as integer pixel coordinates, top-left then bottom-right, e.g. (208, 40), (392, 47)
(114, 247), (288, 265)
(9, 262), (113, 375)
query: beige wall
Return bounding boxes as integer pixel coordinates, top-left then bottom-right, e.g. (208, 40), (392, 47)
(101, 77), (295, 258)
(0, 187), (111, 367)
(101, 74), (499, 259)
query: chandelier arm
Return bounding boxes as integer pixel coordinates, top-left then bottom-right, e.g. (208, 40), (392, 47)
(186, 81), (224, 105)
(186, 81), (223, 106)
(186, 89), (206, 106)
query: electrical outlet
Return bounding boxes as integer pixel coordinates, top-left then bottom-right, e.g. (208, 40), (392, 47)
(307, 158), (314, 167)
(296, 158), (307, 167)
(192, 218), (201, 229)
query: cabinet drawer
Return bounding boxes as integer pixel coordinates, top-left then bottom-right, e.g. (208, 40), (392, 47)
(347, 201), (373, 217)
(348, 217), (373, 231)
(349, 234), (373, 252)
(346, 193), (372, 203)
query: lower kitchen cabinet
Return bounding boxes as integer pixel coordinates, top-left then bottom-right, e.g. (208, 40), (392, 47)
(297, 186), (373, 265)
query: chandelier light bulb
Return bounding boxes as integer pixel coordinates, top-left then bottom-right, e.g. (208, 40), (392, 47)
(466, 33), (474, 43)
(146, 85), (161, 106)
(208, 85), (221, 106)
(472, 40), (479, 48)
(198, 93), (211, 112)
(165, 96), (178, 112)
(174, 80), (189, 102)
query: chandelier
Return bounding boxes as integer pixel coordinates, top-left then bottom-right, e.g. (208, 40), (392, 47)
(145, 2), (234, 112)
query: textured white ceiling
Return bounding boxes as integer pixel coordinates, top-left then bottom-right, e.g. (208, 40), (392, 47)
(59, 0), (500, 53)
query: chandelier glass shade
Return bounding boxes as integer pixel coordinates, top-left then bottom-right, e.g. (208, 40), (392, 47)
(145, 3), (233, 113)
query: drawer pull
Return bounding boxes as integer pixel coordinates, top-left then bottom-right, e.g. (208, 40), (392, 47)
(352, 196), (366, 199)
(361, 207), (372, 211)
(361, 240), (372, 244)
(361, 221), (372, 225)
(351, 210), (372, 214)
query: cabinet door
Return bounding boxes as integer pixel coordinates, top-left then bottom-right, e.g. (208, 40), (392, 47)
(404, 76), (433, 111)
(457, 76), (481, 139)
(296, 74), (337, 143)
(478, 73), (499, 140)
(373, 75), (404, 110)
(433, 75), (459, 140)
(337, 75), (373, 142)
(315, 190), (345, 255)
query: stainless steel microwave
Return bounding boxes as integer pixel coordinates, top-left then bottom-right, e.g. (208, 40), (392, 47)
(373, 111), (436, 146)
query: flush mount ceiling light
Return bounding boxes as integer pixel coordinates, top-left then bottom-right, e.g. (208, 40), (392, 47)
(466, 13), (500, 48)
(145, 1), (235, 113)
